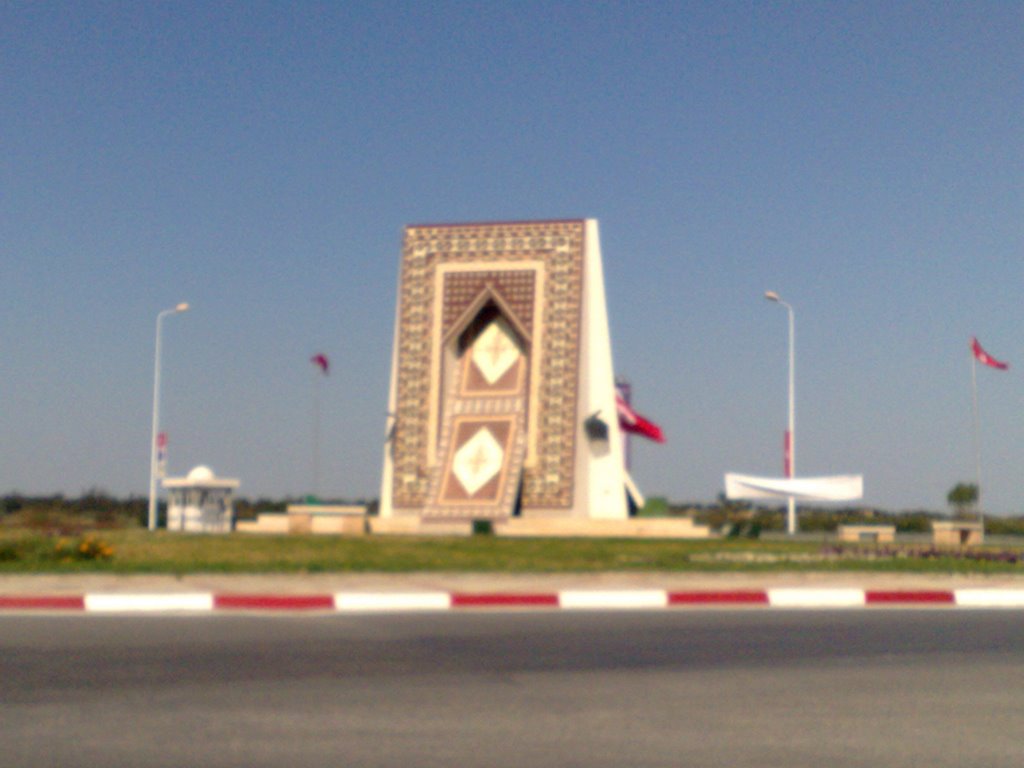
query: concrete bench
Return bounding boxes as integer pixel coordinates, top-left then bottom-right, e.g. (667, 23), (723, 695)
(837, 524), (896, 544)
(286, 504), (368, 535)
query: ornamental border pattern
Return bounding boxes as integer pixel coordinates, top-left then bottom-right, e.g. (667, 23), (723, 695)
(392, 221), (585, 510)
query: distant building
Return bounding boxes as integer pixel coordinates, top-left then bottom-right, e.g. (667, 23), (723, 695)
(163, 465), (239, 532)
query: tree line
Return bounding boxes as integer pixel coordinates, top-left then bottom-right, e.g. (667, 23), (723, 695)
(0, 491), (377, 528)
(649, 495), (1024, 536)
(5, 488), (1022, 536)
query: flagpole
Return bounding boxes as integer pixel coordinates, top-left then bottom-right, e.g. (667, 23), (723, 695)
(312, 364), (321, 500)
(970, 351), (983, 530)
(617, 377), (632, 471)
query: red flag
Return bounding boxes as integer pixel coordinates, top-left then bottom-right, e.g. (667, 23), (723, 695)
(971, 338), (1008, 371)
(311, 354), (329, 375)
(615, 388), (665, 443)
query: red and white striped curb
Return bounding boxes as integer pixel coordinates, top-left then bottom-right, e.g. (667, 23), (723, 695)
(2, 589), (1024, 612)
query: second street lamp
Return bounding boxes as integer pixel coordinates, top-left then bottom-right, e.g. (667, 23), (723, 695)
(764, 290), (797, 535)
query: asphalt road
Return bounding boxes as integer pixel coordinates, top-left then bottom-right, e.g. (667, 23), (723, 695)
(2, 611), (1023, 767)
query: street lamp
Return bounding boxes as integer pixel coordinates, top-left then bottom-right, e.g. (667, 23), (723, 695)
(764, 290), (797, 535)
(148, 302), (190, 531)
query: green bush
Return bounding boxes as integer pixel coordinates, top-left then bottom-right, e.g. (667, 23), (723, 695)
(638, 497), (669, 517)
(0, 540), (19, 562)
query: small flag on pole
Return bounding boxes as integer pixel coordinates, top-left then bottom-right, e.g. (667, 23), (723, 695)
(971, 338), (1008, 371)
(156, 432), (168, 478)
(615, 386), (665, 443)
(311, 354), (329, 375)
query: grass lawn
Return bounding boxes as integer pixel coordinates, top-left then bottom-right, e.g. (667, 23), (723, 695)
(2, 527), (1024, 574)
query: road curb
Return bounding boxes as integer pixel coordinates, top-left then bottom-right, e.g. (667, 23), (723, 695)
(5, 588), (1024, 612)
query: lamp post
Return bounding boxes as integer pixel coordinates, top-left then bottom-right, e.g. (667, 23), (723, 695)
(764, 290), (796, 535)
(148, 302), (190, 531)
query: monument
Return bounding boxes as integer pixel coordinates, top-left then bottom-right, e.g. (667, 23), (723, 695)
(379, 219), (635, 529)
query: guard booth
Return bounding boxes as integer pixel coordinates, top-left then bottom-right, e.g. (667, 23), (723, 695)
(163, 465), (239, 532)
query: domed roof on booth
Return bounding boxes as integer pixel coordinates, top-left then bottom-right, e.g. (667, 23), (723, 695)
(187, 465), (215, 482)
(162, 464), (239, 489)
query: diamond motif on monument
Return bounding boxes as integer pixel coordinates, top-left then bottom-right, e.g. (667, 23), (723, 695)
(471, 320), (519, 385)
(452, 427), (504, 496)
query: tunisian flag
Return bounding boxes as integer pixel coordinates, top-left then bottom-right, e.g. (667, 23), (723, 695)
(615, 388), (665, 443)
(311, 354), (330, 375)
(971, 338), (1008, 371)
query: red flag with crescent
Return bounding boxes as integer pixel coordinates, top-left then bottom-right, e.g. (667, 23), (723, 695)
(615, 387), (665, 443)
(971, 338), (1008, 371)
(311, 354), (329, 375)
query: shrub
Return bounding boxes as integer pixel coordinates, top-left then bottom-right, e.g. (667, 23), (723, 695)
(638, 497), (669, 517)
(0, 541), (19, 562)
(53, 535), (114, 562)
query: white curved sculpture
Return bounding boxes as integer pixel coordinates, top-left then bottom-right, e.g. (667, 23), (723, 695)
(724, 473), (863, 502)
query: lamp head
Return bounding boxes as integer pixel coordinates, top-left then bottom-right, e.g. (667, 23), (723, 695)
(764, 291), (781, 303)
(175, 302), (190, 313)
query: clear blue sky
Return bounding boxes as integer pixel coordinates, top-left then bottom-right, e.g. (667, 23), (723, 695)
(2, 2), (1021, 513)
